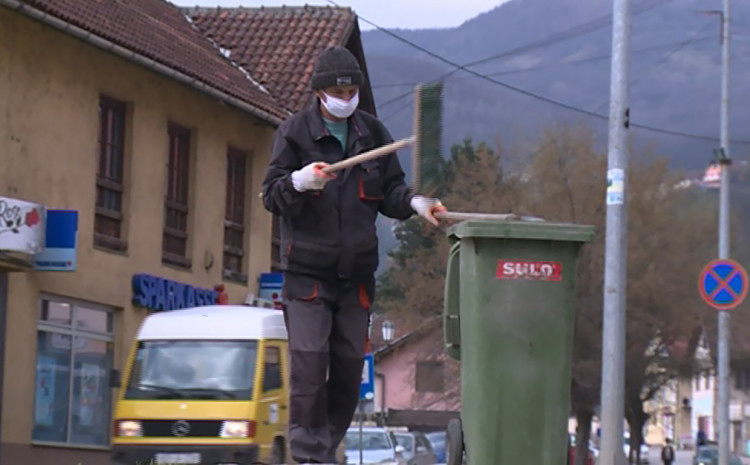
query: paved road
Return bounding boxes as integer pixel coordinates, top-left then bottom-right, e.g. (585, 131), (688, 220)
(649, 448), (693, 465)
(644, 447), (750, 465)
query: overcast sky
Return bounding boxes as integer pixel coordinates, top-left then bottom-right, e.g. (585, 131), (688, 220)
(171, 0), (510, 30)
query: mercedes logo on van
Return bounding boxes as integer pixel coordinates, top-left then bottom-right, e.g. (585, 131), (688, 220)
(171, 420), (190, 437)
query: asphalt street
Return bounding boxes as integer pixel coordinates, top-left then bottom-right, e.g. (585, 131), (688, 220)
(644, 448), (750, 465)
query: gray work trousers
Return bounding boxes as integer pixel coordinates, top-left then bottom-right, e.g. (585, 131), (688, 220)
(282, 273), (372, 464)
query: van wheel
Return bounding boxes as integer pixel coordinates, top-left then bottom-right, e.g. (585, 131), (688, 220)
(446, 418), (465, 465)
(270, 438), (285, 464)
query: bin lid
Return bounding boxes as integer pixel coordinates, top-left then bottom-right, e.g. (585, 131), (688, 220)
(447, 219), (595, 243)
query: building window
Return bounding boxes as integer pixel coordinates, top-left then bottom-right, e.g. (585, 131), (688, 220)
(95, 96), (127, 252)
(163, 123), (191, 268)
(223, 148), (248, 283)
(262, 346), (283, 392)
(415, 361), (444, 393)
(737, 369), (750, 391)
(32, 297), (115, 447)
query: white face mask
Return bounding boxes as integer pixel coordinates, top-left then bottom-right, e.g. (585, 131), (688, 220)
(321, 91), (359, 119)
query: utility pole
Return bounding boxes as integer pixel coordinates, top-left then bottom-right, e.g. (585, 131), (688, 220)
(696, 5), (732, 462)
(599, 0), (631, 464)
(717, 1), (731, 464)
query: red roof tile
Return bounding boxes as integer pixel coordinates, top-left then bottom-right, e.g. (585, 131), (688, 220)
(10, 0), (289, 123)
(185, 5), (356, 113)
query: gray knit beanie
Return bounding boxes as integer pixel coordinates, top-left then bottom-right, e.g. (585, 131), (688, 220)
(311, 46), (364, 90)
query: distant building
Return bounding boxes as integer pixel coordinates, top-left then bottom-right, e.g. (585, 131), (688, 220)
(371, 316), (460, 431)
(702, 163), (722, 189)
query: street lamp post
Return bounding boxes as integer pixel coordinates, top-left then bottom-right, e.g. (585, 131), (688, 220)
(380, 320), (395, 418)
(359, 319), (395, 465)
(382, 320), (395, 343)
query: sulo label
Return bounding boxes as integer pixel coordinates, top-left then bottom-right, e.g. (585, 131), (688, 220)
(496, 260), (563, 282)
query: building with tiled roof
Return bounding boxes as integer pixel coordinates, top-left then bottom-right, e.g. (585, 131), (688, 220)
(5, 0), (289, 123)
(371, 316), (461, 430)
(0, 1), (352, 463)
(185, 5), (377, 115)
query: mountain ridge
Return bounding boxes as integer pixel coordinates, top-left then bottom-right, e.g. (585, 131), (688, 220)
(362, 0), (750, 172)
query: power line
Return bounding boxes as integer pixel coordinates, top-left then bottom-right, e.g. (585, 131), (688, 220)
(381, 94), (414, 123)
(373, 0), (676, 111)
(379, 88), (415, 110)
(373, 35), (715, 90)
(338, 0), (750, 145)
(441, 0), (674, 78)
(487, 36), (714, 79)
(372, 0), (671, 91)
(589, 18), (716, 114)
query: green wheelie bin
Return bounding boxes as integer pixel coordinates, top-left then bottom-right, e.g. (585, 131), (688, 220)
(443, 219), (594, 465)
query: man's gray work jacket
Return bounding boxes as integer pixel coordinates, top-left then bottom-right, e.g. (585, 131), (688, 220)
(262, 102), (415, 282)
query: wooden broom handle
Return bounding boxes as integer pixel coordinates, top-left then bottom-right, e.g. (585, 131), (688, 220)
(320, 137), (415, 174)
(255, 137), (415, 199)
(434, 211), (545, 222)
(434, 211), (518, 221)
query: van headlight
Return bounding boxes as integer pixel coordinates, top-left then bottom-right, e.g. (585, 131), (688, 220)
(220, 420), (251, 438)
(117, 420), (142, 437)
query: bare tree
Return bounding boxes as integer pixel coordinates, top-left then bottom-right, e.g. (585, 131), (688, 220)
(378, 127), (715, 465)
(522, 128), (715, 463)
(520, 126), (606, 465)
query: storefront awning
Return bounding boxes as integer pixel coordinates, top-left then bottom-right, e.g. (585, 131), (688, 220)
(384, 408), (460, 430)
(0, 251), (34, 272)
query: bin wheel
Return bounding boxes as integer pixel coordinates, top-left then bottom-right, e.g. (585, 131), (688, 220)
(446, 418), (465, 465)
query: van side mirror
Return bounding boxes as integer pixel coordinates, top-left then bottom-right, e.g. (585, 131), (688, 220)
(109, 369), (122, 388)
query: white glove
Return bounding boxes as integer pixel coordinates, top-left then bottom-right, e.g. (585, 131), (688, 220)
(291, 162), (335, 192)
(410, 195), (446, 226)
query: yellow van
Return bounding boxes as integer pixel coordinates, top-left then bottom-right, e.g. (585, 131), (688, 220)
(111, 305), (289, 465)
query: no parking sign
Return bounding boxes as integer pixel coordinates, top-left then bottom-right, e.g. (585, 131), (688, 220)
(699, 259), (749, 310)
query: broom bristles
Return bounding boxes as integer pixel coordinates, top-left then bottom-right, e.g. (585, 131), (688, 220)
(412, 81), (443, 196)
(412, 83), (423, 192)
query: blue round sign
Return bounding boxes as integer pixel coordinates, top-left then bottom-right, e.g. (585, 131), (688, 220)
(699, 259), (749, 310)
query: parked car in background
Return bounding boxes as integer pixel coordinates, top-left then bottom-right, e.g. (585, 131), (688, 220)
(692, 444), (743, 465)
(345, 426), (400, 465)
(569, 445), (595, 465)
(425, 431), (446, 464)
(568, 434), (596, 465)
(391, 431), (438, 465)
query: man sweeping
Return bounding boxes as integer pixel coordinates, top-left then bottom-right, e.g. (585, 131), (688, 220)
(262, 46), (445, 464)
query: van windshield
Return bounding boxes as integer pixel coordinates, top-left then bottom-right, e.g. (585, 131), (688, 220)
(125, 340), (257, 400)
